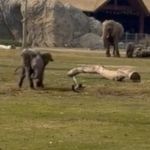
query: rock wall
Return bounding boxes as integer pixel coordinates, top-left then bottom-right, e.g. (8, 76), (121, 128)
(0, 0), (102, 48)
(0, 0), (23, 41)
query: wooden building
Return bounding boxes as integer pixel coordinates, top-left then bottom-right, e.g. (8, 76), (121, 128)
(60, 0), (150, 33)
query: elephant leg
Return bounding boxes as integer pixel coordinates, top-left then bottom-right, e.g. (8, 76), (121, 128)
(113, 45), (116, 56)
(31, 69), (38, 79)
(106, 45), (111, 57)
(25, 67), (34, 89)
(113, 43), (120, 57)
(36, 77), (44, 88)
(36, 80), (44, 88)
(35, 69), (44, 88)
(18, 67), (25, 88)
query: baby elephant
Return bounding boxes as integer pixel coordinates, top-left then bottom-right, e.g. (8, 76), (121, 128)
(31, 52), (53, 88)
(18, 48), (53, 89)
(126, 43), (135, 58)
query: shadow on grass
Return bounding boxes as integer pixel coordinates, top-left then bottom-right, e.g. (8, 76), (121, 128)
(43, 86), (72, 92)
(46, 67), (70, 71)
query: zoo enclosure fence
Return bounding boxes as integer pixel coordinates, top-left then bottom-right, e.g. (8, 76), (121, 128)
(120, 32), (150, 49)
(0, 31), (149, 50)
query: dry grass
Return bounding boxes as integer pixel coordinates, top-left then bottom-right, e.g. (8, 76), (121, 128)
(0, 48), (150, 150)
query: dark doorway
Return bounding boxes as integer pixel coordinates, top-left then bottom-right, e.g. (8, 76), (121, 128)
(145, 17), (150, 34)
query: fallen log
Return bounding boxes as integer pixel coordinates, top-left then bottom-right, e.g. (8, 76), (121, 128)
(0, 44), (15, 50)
(117, 68), (141, 82)
(67, 65), (141, 82)
(68, 65), (141, 92)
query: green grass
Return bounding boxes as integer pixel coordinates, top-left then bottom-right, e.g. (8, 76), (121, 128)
(0, 48), (150, 150)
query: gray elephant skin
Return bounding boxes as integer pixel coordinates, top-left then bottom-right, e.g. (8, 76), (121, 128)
(18, 49), (53, 89)
(102, 20), (124, 57)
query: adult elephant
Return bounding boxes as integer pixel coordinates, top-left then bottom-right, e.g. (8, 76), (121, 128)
(102, 20), (124, 57)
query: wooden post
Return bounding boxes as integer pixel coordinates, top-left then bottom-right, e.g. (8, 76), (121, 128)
(22, 0), (27, 48)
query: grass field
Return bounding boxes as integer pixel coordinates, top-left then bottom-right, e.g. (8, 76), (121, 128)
(0, 48), (150, 150)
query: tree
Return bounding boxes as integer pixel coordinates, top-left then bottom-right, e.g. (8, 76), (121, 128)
(22, 0), (27, 48)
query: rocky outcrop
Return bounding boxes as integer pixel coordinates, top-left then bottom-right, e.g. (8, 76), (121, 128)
(0, 0), (23, 41)
(0, 0), (102, 48)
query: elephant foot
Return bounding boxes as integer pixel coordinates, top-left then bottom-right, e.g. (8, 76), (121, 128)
(106, 53), (111, 57)
(116, 54), (120, 57)
(36, 81), (44, 88)
(113, 53), (120, 57)
(116, 51), (120, 57)
(30, 83), (34, 89)
(113, 55), (120, 58)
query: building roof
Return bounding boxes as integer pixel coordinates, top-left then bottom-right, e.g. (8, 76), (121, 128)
(59, 0), (106, 11)
(59, 0), (150, 14)
(143, 0), (150, 12)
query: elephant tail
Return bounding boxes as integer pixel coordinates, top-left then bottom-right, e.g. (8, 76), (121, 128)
(14, 66), (23, 75)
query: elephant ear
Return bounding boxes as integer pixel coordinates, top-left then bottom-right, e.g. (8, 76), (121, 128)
(47, 53), (54, 62)
(41, 53), (54, 66)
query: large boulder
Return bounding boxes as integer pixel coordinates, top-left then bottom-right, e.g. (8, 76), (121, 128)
(0, 0), (102, 48)
(79, 33), (103, 49)
(88, 17), (102, 35)
(70, 33), (103, 49)
(0, 0), (23, 41)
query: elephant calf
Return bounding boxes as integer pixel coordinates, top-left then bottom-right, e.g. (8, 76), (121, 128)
(31, 52), (53, 88)
(102, 20), (124, 57)
(18, 48), (53, 89)
(126, 43), (135, 58)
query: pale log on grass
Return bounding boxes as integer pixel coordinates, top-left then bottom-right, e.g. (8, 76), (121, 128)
(0, 45), (14, 49)
(67, 65), (141, 82)
(117, 68), (141, 82)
